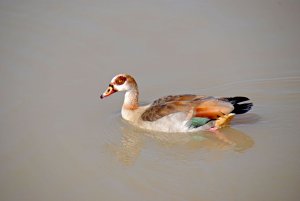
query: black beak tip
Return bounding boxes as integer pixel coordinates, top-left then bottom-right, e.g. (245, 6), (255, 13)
(100, 94), (104, 99)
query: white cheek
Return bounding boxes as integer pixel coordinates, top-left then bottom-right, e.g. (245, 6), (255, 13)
(114, 84), (128, 91)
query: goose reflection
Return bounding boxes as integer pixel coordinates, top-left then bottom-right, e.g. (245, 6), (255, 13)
(108, 119), (255, 165)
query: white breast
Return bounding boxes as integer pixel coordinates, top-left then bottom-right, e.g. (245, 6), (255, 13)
(140, 112), (190, 132)
(122, 108), (209, 133)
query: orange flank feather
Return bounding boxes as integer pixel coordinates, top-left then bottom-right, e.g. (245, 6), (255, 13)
(194, 99), (234, 119)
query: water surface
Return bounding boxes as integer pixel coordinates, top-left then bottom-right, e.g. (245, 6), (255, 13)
(1, 1), (300, 201)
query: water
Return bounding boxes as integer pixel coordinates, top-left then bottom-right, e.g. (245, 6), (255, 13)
(1, 1), (300, 201)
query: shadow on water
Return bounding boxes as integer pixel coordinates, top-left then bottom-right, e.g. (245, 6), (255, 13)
(106, 117), (255, 166)
(232, 113), (261, 125)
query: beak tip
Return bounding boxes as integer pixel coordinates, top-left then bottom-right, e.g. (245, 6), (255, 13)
(100, 94), (104, 99)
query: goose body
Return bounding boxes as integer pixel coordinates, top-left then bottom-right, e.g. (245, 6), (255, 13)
(100, 74), (253, 133)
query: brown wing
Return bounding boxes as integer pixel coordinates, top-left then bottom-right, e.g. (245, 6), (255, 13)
(150, 94), (202, 106)
(141, 94), (201, 121)
(141, 95), (234, 121)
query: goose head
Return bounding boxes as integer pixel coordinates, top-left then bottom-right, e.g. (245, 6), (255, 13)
(100, 74), (137, 99)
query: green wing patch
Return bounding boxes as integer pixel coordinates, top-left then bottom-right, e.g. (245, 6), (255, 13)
(186, 117), (211, 129)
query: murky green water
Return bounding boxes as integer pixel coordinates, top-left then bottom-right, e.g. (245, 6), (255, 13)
(1, 1), (300, 201)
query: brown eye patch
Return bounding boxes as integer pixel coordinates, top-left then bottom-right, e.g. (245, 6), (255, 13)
(115, 76), (127, 85)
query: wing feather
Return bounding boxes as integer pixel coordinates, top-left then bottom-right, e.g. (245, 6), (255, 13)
(141, 95), (234, 121)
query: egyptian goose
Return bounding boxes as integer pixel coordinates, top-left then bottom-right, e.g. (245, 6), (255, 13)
(100, 74), (253, 133)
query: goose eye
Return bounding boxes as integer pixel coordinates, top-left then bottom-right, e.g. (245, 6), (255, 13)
(115, 76), (127, 85)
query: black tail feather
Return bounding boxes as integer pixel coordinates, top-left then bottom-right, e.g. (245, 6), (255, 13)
(232, 102), (253, 114)
(220, 96), (249, 104)
(220, 96), (253, 114)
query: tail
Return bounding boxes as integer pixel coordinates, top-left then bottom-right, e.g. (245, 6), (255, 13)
(220, 96), (253, 114)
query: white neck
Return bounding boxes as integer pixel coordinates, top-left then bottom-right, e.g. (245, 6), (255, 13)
(121, 89), (140, 122)
(123, 89), (139, 110)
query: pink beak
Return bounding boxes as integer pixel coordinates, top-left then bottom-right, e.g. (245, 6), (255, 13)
(100, 85), (117, 99)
